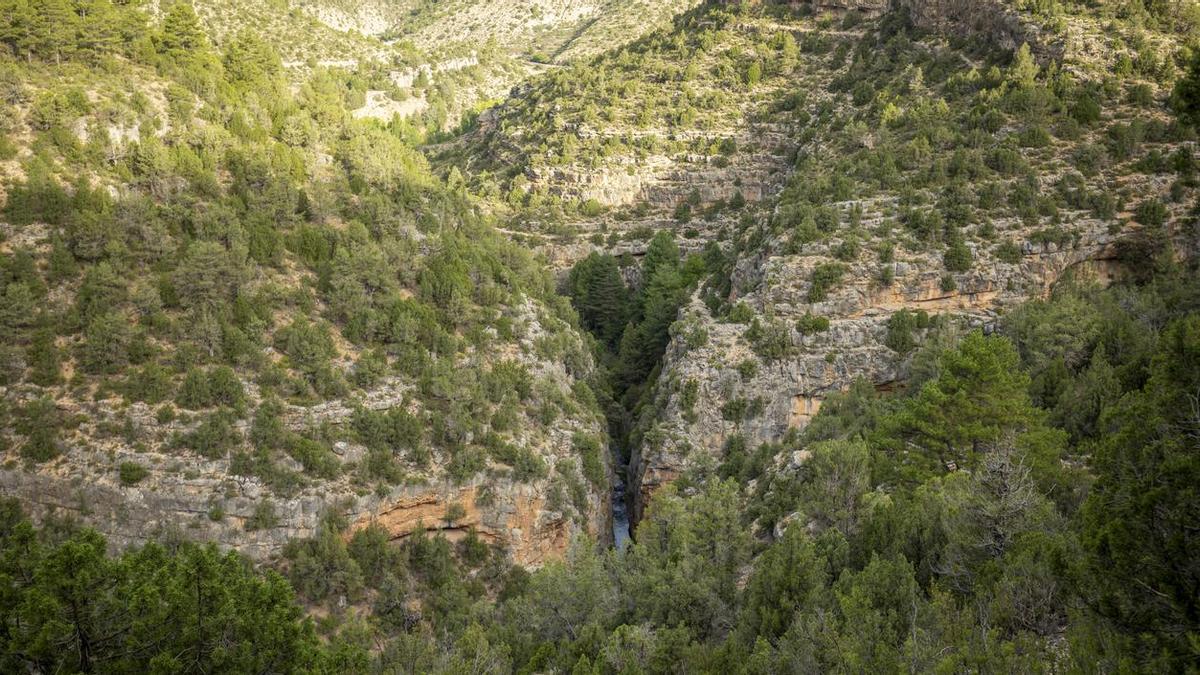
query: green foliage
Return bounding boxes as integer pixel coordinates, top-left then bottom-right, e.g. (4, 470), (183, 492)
(0, 502), (318, 672)
(566, 253), (627, 349)
(574, 433), (606, 488)
(745, 317), (793, 362)
(1, 3), (1197, 671)
(1078, 314), (1200, 665)
(943, 238), (973, 272)
(807, 263), (846, 302)
(284, 514), (364, 601)
(796, 312), (830, 335)
(1135, 197), (1169, 227)
(995, 239), (1023, 264)
(117, 461), (149, 485)
(884, 308), (930, 355)
(15, 396), (61, 461)
(889, 331), (1052, 479)
(178, 410), (242, 459)
(245, 500), (279, 531)
(1171, 50), (1200, 127)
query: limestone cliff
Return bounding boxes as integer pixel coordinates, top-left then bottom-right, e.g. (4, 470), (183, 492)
(629, 223), (1136, 525)
(0, 301), (612, 566)
(617, 4), (1187, 529)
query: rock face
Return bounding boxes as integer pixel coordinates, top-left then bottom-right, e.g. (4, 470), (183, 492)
(900, 0), (1065, 61)
(0, 460), (608, 567)
(0, 301), (611, 566)
(793, 0), (1062, 60)
(351, 481), (587, 567)
(628, 220), (1134, 525)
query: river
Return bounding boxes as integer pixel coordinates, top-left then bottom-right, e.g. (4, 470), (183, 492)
(612, 467), (631, 551)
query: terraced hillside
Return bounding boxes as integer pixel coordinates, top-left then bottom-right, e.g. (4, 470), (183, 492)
(189, 0), (394, 64)
(0, 0), (612, 565)
(386, 0), (701, 62)
(439, 6), (854, 274)
(623, 1), (1199, 524)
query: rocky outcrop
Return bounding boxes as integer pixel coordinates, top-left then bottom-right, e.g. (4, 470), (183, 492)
(351, 481), (596, 567)
(0, 460), (608, 567)
(628, 217), (1136, 528)
(901, 0), (1065, 62)
(791, 0), (1063, 61)
(1, 301), (611, 566)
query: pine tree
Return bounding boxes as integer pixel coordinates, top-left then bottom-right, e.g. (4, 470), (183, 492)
(30, 0), (76, 63)
(223, 29), (282, 89)
(1009, 43), (1039, 89)
(158, 1), (205, 58)
(566, 252), (627, 349)
(1171, 49), (1200, 127)
(1080, 315), (1200, 666)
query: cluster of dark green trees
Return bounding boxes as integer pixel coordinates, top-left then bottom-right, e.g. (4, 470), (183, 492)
(0, 501), (320, 673)
(564, 231), (716, 449)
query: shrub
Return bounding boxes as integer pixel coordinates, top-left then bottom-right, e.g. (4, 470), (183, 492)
(807, 263), (846, 302)
(995, 240), (1023, 264)
(1135, 198), (1169, 228)
(1018, 126), (1052, 148)
(118, 462), (149, 485)
(1070, 89), (1101, 125)
(884, 309), (930, 355)
(943, 239), (973, 272)
(833, 239), (859, 261)
(727, 302), (755, 323)
(746, 318), (793, 362)
(275, 318), (335, 376)
(745, 61), (762, 86)
(796, 312), (831, 335)
(674, 202), (692, 223)
(458, 529), (490, 567)
(574, 433), (605, 488)
(208, 366), (245, 410)
(245, 500), (279, 531)
(16, 397), (61, 462)
(123, 364), (173, 404)
(178, 368), (211, 409)
(580, 198), (606, 217)
(510, 447), (548, 482)
(287, 436), (340, 479)
(178, 410), (242, 459)
(81, 312), (131, 374)
(878, 265), (895, 287)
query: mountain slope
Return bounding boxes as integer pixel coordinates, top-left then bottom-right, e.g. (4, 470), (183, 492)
(0, 0), (611, 564)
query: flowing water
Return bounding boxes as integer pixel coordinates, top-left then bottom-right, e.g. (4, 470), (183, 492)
(612, 467), (631, 551)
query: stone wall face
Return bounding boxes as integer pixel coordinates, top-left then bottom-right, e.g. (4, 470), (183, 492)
(2, 301), (611, 567)
(627, 223), (1134, 526)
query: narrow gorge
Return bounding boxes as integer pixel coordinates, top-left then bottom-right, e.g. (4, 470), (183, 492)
(0, 0), (1197, 670)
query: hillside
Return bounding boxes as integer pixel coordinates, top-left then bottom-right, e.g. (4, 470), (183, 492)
(618, 0), (1199, 526)
(1, 0), (1199, 672)
(371, 0), (701, 63)
(0, 0), (612, 566)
